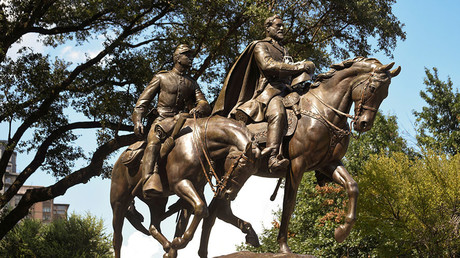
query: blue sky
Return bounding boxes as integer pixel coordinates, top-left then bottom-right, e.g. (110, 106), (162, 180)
(3, 1), (460, 257)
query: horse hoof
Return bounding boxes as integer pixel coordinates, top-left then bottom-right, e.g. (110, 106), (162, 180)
(334, 224), (350, 243)
(163, 248), (177, 258)
(278, 243), (292, 254)
(171, 237), (187, 249)
(197, 249), (207, 258)
(245, 230), (260, 247)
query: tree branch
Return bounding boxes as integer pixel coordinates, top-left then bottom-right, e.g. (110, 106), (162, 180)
(0, 4), (172, 181)
(0, 121), (132, 208)
(0, 133), (137, 240)
(193, 14), (249, 80)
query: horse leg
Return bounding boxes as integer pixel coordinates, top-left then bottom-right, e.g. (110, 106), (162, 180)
(277, 158), (304, 253)
(125, 200), (150, 235)
(198, 198), (219, 258)
(111, 197), (131, 258)
(170, 179), (208, 250)
(199, 197), (259, 258)
(214, 198), (259, 246)
(319, 162), (358, 242)
(174, 207), (192, 238)
(110, 162), (133, 258)
(146, 196), (171, 252)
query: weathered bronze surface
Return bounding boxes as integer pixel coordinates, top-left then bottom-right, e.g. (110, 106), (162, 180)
(213, 15), (315, 175)
(199, 57), (401, 257)
(111, 17), (401, 258)
(111, 45), (261, 258)
(132, 44), (211, 197)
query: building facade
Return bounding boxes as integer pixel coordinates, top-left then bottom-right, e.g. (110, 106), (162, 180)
(1, 141), (69, 222)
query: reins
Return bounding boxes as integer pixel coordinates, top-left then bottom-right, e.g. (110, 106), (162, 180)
(191, 113), (250, 198)
(308, 71), (379, 137)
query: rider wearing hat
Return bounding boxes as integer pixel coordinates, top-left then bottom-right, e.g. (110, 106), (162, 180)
(133, 44), (211, 197)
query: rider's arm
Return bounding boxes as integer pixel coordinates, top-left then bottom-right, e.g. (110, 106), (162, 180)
(253, 42), (314, 78)
(191, 81), (211, 117)
(132, 75), (161, 135)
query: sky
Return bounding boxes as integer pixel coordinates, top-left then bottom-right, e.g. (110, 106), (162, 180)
(2, 0), (460, 257)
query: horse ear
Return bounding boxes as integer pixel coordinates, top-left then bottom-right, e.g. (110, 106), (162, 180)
(244, 142), (253, 160)
(377, 62), (395, 72)
(389, 66), (401, 77)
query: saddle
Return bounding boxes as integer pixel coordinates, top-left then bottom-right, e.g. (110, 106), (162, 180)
(121, 115), (187, 167)
(243, 92), (301, 144)
(121, 140), (146, 168)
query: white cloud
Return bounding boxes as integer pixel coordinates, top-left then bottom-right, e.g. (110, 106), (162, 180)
(7, 33), (46, 59)
(121, 231), (163, 258)
(60, 45), (93, 63)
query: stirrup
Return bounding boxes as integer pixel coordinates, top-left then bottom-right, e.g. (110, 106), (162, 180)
(142, 172), (163, 198)
(268, 155), (289, 174)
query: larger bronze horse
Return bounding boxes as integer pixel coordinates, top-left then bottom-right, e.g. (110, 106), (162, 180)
(197, 57), (401, 257)
(110, 116), (261, 258)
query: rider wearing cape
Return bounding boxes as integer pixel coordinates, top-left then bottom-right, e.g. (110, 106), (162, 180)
(212, 39), (314, 122)
(212, 39), (269, 121)
(212, 16), (315, 176)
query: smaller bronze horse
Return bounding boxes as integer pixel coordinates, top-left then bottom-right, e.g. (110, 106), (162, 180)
(198, 57), (401, 257)
(110, 116), (261, 258)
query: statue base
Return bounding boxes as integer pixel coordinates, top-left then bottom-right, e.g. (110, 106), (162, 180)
(215, 251), (315, 258)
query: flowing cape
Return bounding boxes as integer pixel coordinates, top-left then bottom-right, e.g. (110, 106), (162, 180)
(212, 40), (269, 117)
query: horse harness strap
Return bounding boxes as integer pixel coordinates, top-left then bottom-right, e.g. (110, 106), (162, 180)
(299, 108), (350, 159)
(351, 72), (379, 124)
(191, 114), (248, 198)
(309, 91), (354, 120)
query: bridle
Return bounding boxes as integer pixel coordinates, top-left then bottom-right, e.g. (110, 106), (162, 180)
(191, 113), (253, 198)
(309, 70), (380, 133)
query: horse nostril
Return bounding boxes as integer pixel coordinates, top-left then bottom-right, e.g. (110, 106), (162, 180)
(360, 121), (368, 129)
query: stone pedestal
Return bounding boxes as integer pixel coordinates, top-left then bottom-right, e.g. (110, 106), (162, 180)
(215, 251), (315, 258)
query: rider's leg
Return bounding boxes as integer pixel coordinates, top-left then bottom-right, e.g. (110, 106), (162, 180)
(264, 96), (289, 173)
(142, 128), (163, 196)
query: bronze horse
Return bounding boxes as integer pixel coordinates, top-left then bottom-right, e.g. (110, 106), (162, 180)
(110, 116), (261, 258)
(197, 57), (401, 257)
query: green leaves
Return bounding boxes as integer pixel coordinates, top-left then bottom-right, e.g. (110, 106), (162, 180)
(0, 213), (112, 257)
(358, 151), (460, 256)
(414, 67), (460, 155)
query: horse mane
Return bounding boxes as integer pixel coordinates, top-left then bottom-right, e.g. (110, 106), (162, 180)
(311, 57), (380, 88)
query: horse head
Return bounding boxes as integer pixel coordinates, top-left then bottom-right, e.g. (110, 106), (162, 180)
(348, 58), (401, 132)
(220, 142), (260, 201)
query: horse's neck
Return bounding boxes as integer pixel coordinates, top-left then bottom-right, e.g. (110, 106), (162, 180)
(202, 117), (250, 160)
(307, 71), (356, 125)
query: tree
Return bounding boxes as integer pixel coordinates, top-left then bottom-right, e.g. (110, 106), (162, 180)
(413, 67), (460, 155)
(0, 0), (405, 238)
(344, 111), (416, 175)
(357, 151), (459, 257)
(0, 213), (112, 257)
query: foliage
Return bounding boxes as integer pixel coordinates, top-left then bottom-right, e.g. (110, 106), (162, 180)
(413, 67), (460, 155)
(0, 0), (405, 239)
(0, 213), (112, 257)
(357, 151), (460, 257)
(239, 173), (378, 257)
(345, 111), (416, 175)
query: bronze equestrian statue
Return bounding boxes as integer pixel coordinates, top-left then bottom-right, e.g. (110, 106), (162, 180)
(132, 44), (211, 197)
(198, 56), (401, 257)
(110, 45), (261, 258)
(110, 15), (401, 257)
(213, 15), (315, 175)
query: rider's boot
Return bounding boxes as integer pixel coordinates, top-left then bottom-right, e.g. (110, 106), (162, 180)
(263, 98), (289, 174)
(142, 138), (163, 198)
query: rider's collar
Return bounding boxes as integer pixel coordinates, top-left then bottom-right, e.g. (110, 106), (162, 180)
(172, 67), (185, 75)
